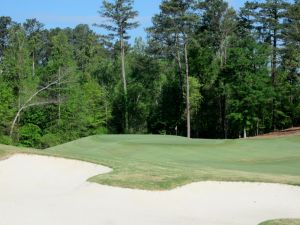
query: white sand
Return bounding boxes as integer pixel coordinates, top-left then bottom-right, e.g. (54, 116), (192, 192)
(0, 154), (300, 225)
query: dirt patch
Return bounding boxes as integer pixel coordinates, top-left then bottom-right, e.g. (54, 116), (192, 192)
(255, 127), (300, 138)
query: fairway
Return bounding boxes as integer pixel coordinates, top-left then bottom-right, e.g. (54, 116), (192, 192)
(37, 135), (300, 190)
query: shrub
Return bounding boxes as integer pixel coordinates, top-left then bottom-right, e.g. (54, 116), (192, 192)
(19, 124), (42, 147)
(0, 135), (13, 145)
(40, 133), (61, 148)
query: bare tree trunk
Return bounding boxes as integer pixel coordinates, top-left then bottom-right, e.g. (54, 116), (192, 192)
(184, 42), (191, 139)
(271, 13), (278, 130)
(32, 52), (35, 77)
(175, 34), (183, 91)
(17, 92), (21, 123)
(120, 35), (129, 133)
(244, 127), (247, 139)
(105, 100), (108, 129)
(58, 67), (61, 121)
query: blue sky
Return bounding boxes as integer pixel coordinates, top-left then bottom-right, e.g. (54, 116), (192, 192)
(0, 0), (246, 40)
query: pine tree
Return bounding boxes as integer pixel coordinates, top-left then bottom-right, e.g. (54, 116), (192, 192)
(148, 0), (197, 138)
(243, 0), (290, 130)
(282, 0), (300, 125)
(23, 19), (44, 77)
(0, 16), (12, 60)
(96, 0), (139, 133)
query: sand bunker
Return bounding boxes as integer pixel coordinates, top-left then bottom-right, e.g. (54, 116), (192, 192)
(0, 154), (299, 225)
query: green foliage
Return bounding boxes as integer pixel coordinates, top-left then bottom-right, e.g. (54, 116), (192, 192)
(0, 16), (12, 58)
(40, 133), (61, 148)
(73, 80), (109, 133)
(1, 24), (32, 93)
(19, 123), (41, 147)
(0, 81), (14, 133)
(0, 135), (13, 145)
(97, 0), (139, 40)
(188, 77), (202, 117)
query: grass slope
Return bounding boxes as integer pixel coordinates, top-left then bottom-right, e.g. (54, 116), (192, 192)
(0, 144), (26, 159)
(38, 135), (300, 190)
(259, 219), (300, 225)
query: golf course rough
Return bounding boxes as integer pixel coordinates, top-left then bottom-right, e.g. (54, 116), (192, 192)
(258, 219), (300, 225)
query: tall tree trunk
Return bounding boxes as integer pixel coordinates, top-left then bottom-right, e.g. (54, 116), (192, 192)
(32, 52), (35, 77)
(120, 35), (128, 133)
(271, 12), (278, 131)
(175, 34), (183, 91)
(58, 66), (61, 121)
(222, 95), (228, 139)
(184, 42), (191, 139)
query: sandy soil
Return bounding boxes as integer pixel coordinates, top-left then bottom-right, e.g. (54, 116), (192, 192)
(0, 154), (300, 225)
(255, 127), (300, 138)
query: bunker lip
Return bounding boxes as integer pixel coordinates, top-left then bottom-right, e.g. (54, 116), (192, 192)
(1, 154), (300, 225)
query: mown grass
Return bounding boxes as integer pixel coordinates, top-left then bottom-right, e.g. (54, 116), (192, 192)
(259, 219), (300, 225)
(0, 144), (25, 159)
(45, 135), (300, 189)
(1, 135), (300, 190)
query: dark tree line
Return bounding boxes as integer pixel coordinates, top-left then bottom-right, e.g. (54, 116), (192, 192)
(0, 0), (299, 148)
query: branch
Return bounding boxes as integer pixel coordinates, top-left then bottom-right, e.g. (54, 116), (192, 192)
(9, 78), (62, 137)
(23, 100), (60, 110)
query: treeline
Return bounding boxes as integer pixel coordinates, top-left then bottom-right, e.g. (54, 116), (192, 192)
(0, 0), (299, 148)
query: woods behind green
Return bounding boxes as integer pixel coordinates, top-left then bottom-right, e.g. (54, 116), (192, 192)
(0, 0), (300, 148)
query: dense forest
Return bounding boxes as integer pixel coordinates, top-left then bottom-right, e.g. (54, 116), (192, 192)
(0, 0), (299, 148)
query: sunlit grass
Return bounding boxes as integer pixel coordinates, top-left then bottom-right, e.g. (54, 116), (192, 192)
(1, 135), (300, 190)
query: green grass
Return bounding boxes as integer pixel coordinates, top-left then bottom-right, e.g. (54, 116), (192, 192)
(259, 219), (300, 225)
(1, 135), (300, 190)
(0, 144), (25, 159)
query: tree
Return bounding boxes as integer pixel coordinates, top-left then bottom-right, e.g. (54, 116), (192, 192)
(0, 79), (14, 136)
(192, 0), (237, 138)
(23, 19), (44, 77)
(226, 35), (271, 137)
(244, 0), (289, 83)
(0, 24), (32, 138)
(71, 24), (102, 73)
(148, 0), (197, 138)
(243, 0), (290, 130)
(46, 31), (76, 121)
(96, 0), (139, 133)
(0, 16), (12, 60)
(9, 77), (66, 137)
(282, 0), (300, 125)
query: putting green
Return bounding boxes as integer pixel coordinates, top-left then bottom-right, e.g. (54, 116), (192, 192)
(1, 135), (300, 190)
